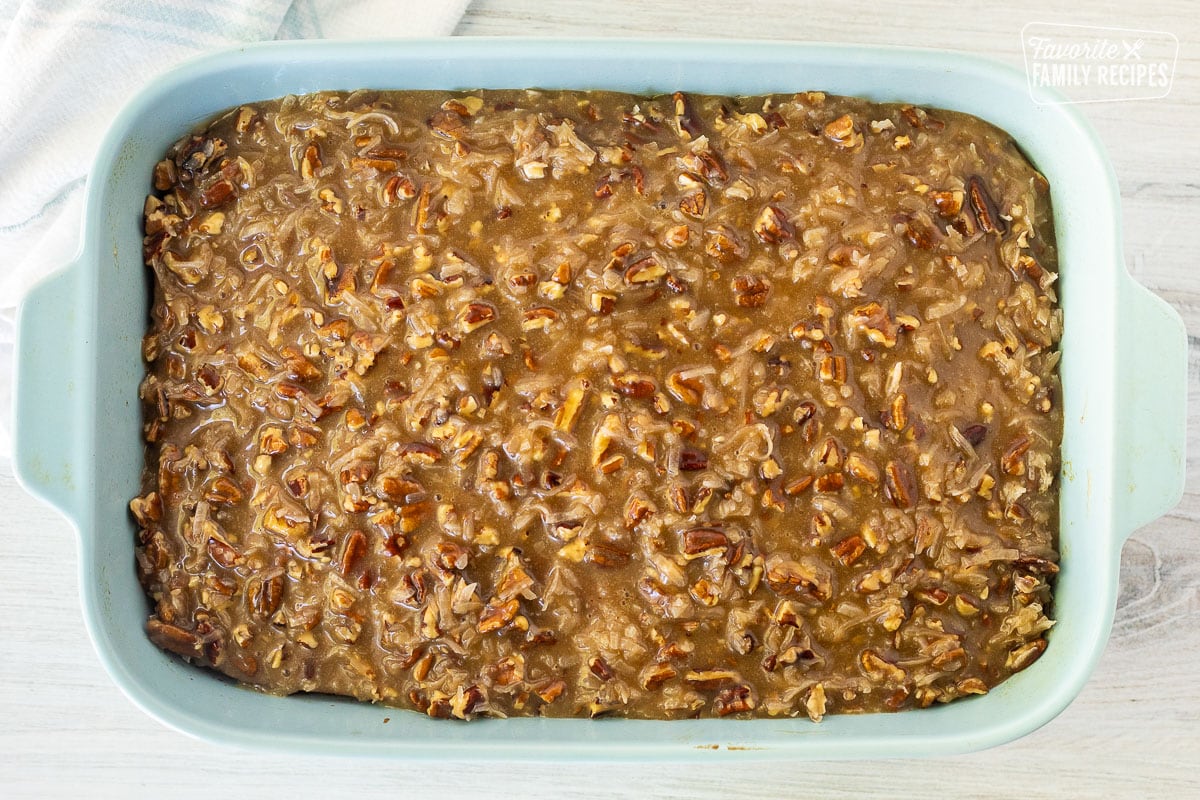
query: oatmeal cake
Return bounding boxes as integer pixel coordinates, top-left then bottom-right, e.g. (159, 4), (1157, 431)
(132, 89), (1062, 720)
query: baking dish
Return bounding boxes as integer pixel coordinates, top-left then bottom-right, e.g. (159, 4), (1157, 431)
(12, 38), (1186, 759)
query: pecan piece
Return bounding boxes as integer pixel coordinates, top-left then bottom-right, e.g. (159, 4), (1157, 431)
(967, 176), (1007, 235)
(818, 355), (847, 383)
(900, 105), (945, 131)
(784, 475), (814, 496)
(815, 472), (844, 492)
(435, 541), (470, 571)
(1014, 555), (1060, 576)
(883, 460), (917, 508)
(884, 394), (909, 432)
(679, 446), (708, 471)
(590, 291), (616, 314)
(672, 91), (703, 138)
(861, 649), (907, 683)
(207, 537), (241, 568)
(847, 301), (897, 347)
(281, 347), (321, 382)
(624, 496), (654, 529)
(428, 109), (468, 140)
(764, 555), (832, 602)
(753, 205), (794, 243)
(397, 442), (441, 464)
(534, 678), (567, 704)
(704, 225), (747, 263)
(1001, 434), (1031, 475)
(378, 475), (422, 502)
(478, 597), (520, 633)
(845, 453), (880, 485)
(300, 143), (321, 180)
(680, 148), (728, 185)
(805, 684), (827, 722)
(904, 215), (939, 250)
(681, 527), (729, 557)
(831, 535), (867, 566)
(129, 492), (162, 526)
(522, 306), (559, 332)
(640, 662), (677, 690)
(1007, 638), (1048, 670)
(684, 669), (739, 690)
(624, 255), (667, 285)
(960, 423), (989, 447)
(200, 179), (235, 208)
(585, 543), (632, 568)
(679, 190), (706, 218)
(713, 685), (756, 716)
(555, 384), (587, 431)
(248, 574), (283, 618)
(146, 619), (204, 659)
(612, 372), (657, 399)
(823, 114), (862, 148)
(381, 174), (417, 205)
(589, 656), (615, 681)
(337, 529), (368, 577)
(457, 302), (497, 333)
(732, 275), (770, 308)
(930, 189), (964, 217)
(666, 370), (703, 405)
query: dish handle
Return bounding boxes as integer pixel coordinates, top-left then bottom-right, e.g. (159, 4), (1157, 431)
(13, 259), (85, 522)
(1115, 274), (1188, 536)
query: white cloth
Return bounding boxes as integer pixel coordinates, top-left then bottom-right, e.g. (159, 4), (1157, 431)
(0, 0), (469, 456)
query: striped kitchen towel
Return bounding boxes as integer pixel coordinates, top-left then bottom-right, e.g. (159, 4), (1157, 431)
(0, 0), (470, 456)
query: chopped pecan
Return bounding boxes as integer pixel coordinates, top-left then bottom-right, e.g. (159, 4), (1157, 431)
(967, 175), (1007, 235)
(612, 372), (657, 398)
(831, 535), (867, 566)
(458, 302), (497, 333)
(930, 189), (963, 217)
(478, 597), (520, 633)
(337, 530), (368, 577)
(1001, 434), (1031, 475)
(883, 460), (917, 508)
(624, 255), (667, 285)
(753, 205), (794, 243)
(824, 114), (862, 148)
(679, 446), (708, 471)
(640, 662), (677, 690)
(146, 619), (204, 659)
(713, 685), (755, 716)
(681, 527), (729, 557)
(300, 143), (321, 180)
(679, 190), (706, 218)
(428, 109), (469, 140)
(585, 543), (632, 568)
(764, 556), (832, 602)
(680, 147), (728, 185)
(733, 275), (771, 308)
(960, 423), (989, 447)
(589, 656), (615, 681)
(704, 225), (747, 263)
(861, 649), (907, 682)
(248, 574), (283, 618)
(684, 669), (739, 690)
(847, 302), (897, 347)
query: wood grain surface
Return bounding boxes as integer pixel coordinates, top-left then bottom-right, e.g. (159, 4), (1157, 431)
(2, 1), (1196, 796)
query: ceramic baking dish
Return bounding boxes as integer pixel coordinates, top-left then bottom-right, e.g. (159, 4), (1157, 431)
(13, 38), (1186, 759)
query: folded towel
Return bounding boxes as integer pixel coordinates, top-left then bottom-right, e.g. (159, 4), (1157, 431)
(0, 0), (469, 457)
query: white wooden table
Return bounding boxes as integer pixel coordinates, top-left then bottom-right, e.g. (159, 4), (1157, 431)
(3, 1), (1197, 796)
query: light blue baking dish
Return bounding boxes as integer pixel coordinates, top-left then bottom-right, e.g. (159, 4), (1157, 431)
(13, 38), (1186, 759)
